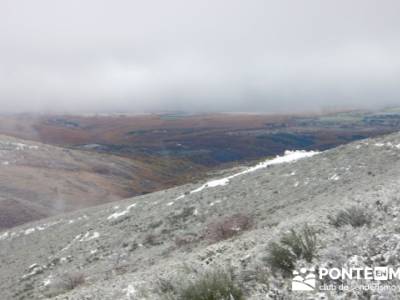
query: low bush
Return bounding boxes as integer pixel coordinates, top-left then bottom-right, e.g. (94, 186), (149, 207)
(266, 242), (296, 276)
(265, 224), (318, 276)
(281, 225), (317, 263)
(61, 272), (85, 290)
(158, 269), (245, 300)
(328, 206), (371, 228)
(44, 272), (85, 297)
(143, 233), (161, 246)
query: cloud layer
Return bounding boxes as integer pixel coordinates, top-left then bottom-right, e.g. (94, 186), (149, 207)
(1, 0), (400, 113)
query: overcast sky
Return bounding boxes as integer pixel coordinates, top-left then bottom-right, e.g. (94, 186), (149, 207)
(1, 0), (400, 113)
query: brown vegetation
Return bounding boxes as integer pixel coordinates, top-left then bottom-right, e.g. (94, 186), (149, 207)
(204, 213), (253, 243)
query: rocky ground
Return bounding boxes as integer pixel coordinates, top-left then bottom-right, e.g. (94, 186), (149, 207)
(2, 132), (400, 299)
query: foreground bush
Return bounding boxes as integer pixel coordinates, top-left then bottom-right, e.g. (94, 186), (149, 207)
(281, 225), (317, 263)
(266, 224), (317, 276)
(328, 206), (371, 228)
(266, 242), (296, 276)
(159, 269), (245, 300)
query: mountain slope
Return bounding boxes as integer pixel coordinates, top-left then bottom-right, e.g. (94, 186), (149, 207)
(0, 135), (203, 229)
(2, 133), (400, 299)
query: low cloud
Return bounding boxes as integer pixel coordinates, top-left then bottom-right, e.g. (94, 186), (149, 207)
(1, 0), (400, 113)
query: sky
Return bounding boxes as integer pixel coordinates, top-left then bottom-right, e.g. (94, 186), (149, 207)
(0, 0), (400, 113)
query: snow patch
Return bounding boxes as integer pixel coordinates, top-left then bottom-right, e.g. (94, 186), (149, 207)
(124, 284), (137, 298)
(79, 231), (100, 242)
(60, 257), (68, 263)
(43, 275), (53, 287)
(61, 234), (82, 252)
(21, 264), (44, 280)
(283, 171), (296, 177)
(0, 141), (40, 151)
(0, 231), (9, 241)
(19, 221), (61, 238)
(107, 203), (137, 220)
(374, 142), (400, 149)
(209, 200), (221, 206)
(174, 150), (319, 199)
(329, 174), (340, 181)
(24, 228), (36, 235)
(67, 215), (89, 225)
(28, 263), (39, 270)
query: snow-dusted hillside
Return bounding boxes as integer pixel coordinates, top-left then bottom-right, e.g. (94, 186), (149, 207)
(2, 133), (400, 299)
(0, 134), (195, 229)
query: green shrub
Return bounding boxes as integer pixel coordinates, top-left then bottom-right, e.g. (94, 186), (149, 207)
(266, 242), (296, 276)
(328, 206), (371, 228)
(265, 224), (318, 276)
(157, 277), (176, 296)
(159, 269), (245, 300)
(281, 225), (317, 263)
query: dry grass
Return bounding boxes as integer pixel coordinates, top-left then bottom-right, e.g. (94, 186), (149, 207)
(204, 213), (253, 243)
(328, 206), (371, 228)
(44, 272), (85, 297)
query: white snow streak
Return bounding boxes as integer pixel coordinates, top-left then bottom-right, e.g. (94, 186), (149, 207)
(124, 284), (137, 298)
(43, 275), (53, 287)
(329, 174), (340, 181)
(107, 203), (137, 220)
(374, 142), (400, 149)
(24, 228), (35, 235)
(0, 141), (39, 151)
(60, 234), (82, 252)
(173, 150), (319, 202)
(67, 214), (89, 224)
(0, 231), (9, 241)
(79, 231), (100, 242)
